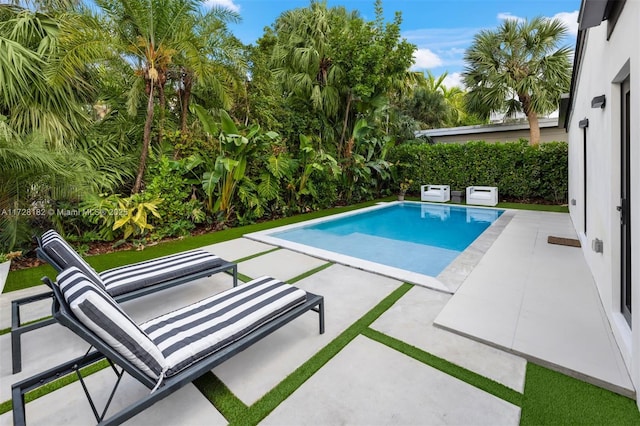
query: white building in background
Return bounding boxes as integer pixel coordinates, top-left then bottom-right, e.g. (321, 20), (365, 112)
(559, 0), (639, 407)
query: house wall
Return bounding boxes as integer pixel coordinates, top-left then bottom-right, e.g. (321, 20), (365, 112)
(567, 1), (640, 403)
(432, 127), (567, 144)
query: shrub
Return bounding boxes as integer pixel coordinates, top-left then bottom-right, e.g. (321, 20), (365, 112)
(145, 156), (204, 238)
(387, 140), (568, 203)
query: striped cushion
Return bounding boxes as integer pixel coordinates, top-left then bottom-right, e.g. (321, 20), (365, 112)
(57, 267), (167, 379)
(100, 249), (225, 297)
(41, 230), (104, 289)
(141, 276), (307, 376)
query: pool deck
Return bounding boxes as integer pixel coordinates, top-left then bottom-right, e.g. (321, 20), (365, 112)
(0, 208), (635, 424)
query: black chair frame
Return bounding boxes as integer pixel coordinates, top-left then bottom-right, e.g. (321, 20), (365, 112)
(11, 241), (238, 374)
(12, 276), (324, 426)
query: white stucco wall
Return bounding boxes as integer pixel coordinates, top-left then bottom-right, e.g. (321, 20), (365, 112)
(567, 1), (640, 400)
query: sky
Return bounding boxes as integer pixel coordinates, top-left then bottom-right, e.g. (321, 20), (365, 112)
(205, 0), (581, 88)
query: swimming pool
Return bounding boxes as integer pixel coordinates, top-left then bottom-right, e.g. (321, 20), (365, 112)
(247, 202), (504, 290)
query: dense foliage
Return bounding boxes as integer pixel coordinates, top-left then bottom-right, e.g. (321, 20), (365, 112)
(0, 0), (571, 254)
(388, 141), (568, 203)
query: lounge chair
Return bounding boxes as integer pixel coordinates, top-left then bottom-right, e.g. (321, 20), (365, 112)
(466, 186), (498, 207)
(11, 267), (324, 426)
(420, 185), (451, 202)
(10, 230), (237, 374)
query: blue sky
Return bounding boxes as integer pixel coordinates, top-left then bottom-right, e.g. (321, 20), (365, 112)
(207, 0), (581, 88)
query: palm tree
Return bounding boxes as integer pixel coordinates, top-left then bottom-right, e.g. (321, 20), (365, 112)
(271, 0), (350, 150)
(174, 6), (245, 135)
(93, 0), (194, 192)
(0, 3), (93, 147)
(462, 17), (571, 145)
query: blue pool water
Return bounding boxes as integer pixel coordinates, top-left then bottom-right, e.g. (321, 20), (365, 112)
(272, 203), (503, 276)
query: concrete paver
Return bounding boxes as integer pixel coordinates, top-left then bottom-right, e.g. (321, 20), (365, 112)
(371, 286), (527, 392)
(434, 210), (635, 395)
(200, 238), (275, 262)
(238, 248), (328, 282)
(214, 264), (402, 405)
(261, 335), (521, 426)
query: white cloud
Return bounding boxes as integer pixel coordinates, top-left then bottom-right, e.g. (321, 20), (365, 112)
(497, 12), (525, 22)
(411, 48), (442, 70)
(404, 28), (477, 71)
(442, 72), (464, 89)
(205, 0), (240, 13)
(498, 10), (579, 37)
(553, 11), (579, 36)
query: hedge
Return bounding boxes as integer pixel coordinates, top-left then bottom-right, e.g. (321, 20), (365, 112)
(388, 140), (568, 203)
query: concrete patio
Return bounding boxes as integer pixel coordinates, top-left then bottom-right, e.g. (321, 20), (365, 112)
(0, 208), (634, 425)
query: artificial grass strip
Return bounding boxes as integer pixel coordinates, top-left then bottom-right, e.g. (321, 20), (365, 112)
(288, 263), (333, 284)
(0, 359), (110, 415)
(236, 272), (253, 283)
(362, 327), (523, 407)
(520, 363), (640, 425)
(496, 202), (569, 213)
(223, 283), (414, 426)
(233, 247), (280, 264)
(3, 199), (383, 294)
(193, 372), (249, 421)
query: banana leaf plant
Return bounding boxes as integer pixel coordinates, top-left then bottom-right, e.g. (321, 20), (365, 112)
(193, 105), (278, 221)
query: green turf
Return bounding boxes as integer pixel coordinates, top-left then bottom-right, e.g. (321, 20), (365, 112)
(193, 372), (249, 421)
(496, 202), (569, 213)
(520, 363), (640, 425)
(232, 247), (280, 263)
(288, 263), (333, 284)
(362, 327), (523, 407)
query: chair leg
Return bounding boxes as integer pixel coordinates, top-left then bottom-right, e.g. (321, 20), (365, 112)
(232, 264), (238, 287)
(312, 298), (325, 334)
(11, 292), (55, 374)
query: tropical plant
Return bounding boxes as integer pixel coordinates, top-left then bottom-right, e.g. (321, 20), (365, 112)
(0, 3), (94, 147)
(194, 106), (279, 221)
(112, 194), (163, 239)
(144, 155), (204, 237)
(270, 0), (414, 160)
(462, 17), (572, 145)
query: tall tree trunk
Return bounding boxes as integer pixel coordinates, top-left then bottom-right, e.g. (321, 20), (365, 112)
(339, 92), (352, 159)
(527, 111), (540, 145)
(133, 79), (155, 194)
(520, 94), (540, 145)
(180, 68), (193, 134)
(157, 70), (166, 146)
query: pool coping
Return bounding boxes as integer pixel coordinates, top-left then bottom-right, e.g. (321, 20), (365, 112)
(245, 201), (512, 294)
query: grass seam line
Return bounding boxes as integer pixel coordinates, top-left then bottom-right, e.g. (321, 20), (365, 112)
(193, 372), (249, 421)
(224, 283), (414, 426)
(361, 327), (523, 407)
(287, 263), (333, 284)
(232, 247), (281, 264)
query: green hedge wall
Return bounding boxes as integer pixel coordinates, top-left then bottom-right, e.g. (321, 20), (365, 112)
(388, 141), (568, 203)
